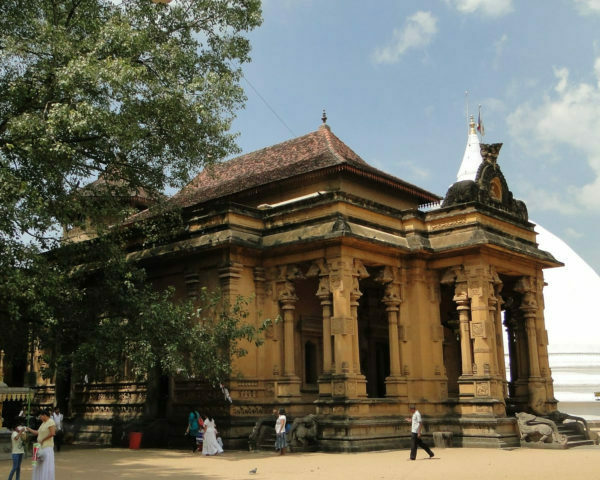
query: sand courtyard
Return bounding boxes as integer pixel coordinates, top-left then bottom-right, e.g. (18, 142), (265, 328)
(2, 445), (599, 480)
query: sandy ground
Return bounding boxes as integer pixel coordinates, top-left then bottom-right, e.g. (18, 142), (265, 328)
(2, 445), (599, 480)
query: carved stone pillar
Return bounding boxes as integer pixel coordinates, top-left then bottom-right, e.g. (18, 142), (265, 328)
(489, 269), (507, 398)
(456, 294), (473, 376)
(306, 259), (334, 396)
(535, 270), (557, 412)
(317, 277), (333, 374)
(515, 275), (548, 412)
(351, 260), (369, 374)
(515, 277), (541, 378)
(276, 265), (302, 397)
(441, 267), (473, 377)
(280, 294), (297, 377)
(503, 301), (529, 406)
(374, 266), (406, 398)
(446, 264), (506, 414)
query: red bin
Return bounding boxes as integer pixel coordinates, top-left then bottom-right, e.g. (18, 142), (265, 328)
(128, 432), (142, 449)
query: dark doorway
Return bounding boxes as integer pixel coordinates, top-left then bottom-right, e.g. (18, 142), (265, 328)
(439, 283), (461, 398)
(357, 279), (389, 398)
(304, 341), (318, 385)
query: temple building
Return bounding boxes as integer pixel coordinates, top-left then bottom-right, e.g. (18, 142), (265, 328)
(29, 115), (581, 450)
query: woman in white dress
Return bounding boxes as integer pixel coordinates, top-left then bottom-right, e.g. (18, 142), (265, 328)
(27, 409), (56, 480)
(201, 416), (223, 456)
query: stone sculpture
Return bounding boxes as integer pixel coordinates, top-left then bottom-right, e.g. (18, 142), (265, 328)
(288, 414), (318, 450)
(515, 412), (567, 445)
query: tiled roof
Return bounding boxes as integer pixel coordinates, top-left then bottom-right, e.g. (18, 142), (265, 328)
(172, 125), (439, 208)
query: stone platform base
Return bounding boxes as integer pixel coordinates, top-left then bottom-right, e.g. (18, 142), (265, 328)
(0, 429), (11, 461)
(232, 413), (520, 452)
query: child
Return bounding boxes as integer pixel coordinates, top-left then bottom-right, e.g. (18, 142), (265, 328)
(8, 424), (26, 480)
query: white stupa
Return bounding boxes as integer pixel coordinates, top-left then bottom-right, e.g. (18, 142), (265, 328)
(536, 225), (600, 417)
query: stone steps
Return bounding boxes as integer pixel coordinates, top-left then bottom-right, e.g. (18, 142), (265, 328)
(557, 422), (596, 448)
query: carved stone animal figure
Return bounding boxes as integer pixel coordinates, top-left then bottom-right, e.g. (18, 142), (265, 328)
(515, 412), (566, 444)
(289, 414), (318, 449)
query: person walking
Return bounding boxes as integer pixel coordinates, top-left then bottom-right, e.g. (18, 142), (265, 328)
(8, 424), (26, 480)
(201, 415), (223, 456)
(408, 405), (434, 460)
(51, 407), (63, 453)
(274, 408), (287, 455)
(185, 409), (202, 453)
(27, 409), (56, 480)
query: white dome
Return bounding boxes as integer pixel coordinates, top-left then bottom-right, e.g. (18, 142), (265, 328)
(536, 223), (600, 354)
(534, 223), (600, 411)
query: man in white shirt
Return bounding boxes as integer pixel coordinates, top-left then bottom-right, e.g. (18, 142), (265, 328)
(408, 405), (434, 460)
(52, 407), (64, 452)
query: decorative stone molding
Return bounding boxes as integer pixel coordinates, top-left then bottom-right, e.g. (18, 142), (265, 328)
(218, 262), (244, 295)
(183, 270), (201, 300)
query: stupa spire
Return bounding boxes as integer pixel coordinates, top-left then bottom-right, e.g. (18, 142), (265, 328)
(456, 114), (483, 182)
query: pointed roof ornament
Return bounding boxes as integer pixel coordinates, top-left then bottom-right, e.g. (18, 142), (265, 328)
(455, 115), (483, 182)
(321, 109), (327, 124)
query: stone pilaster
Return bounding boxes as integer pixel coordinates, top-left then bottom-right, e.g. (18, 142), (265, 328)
(265, 268), (282, 379)
(327, 257), (366, 399)
(183, 269), (201, 301)
(218, 262), (243, 298)
(459, 265), (506, 414)
(405, 259), (445, 403)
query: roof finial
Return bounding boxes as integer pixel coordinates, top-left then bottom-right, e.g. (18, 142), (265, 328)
(469, 115), (476, 135)
(322, 109), (327, 124)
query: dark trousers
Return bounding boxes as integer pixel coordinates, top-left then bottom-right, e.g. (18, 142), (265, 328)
(410, 432), (433, 459)
(55, 430), (63, 452)
(189, 432), (198, 452)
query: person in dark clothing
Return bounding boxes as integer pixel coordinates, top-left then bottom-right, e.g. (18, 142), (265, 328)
(185, 409), (203, 453)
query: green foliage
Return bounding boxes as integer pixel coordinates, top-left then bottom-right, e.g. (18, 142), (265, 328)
(71, 282), (270, 386)
(0, 0), (262, 240)
(0, 0), (264, 386)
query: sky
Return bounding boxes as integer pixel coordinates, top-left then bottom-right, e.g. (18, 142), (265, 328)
(227, 0), (600, 275)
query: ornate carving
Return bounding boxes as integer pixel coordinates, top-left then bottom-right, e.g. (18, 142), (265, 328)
(331, 317), (353, 335)
(470, 322), (486, 338)
(476, 382), (490, 396)
(288, 414), (319, 450)
(516, 412), (567, 445)
(232, 405), (265, 416)
(442, 143), (528, 221)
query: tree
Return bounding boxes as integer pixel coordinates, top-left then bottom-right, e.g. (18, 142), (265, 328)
(0, 0), (264, 391)
(0, 0), (261, 240)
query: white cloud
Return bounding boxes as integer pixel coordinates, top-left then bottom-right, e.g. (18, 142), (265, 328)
(492, 34), (508, 70)
(565, 227), (584, 239)
(508, 59), (600, 212)
(573, 0), (600, 14)
(372, 11), (438, 64)
(444, 0), (513, 17)
(399, 160), (431, 180)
